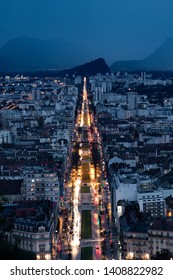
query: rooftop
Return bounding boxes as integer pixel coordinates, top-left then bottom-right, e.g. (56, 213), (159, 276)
(149, 218), (173, 231)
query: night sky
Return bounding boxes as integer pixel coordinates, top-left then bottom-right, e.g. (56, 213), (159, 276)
(1, 0), (173, 64)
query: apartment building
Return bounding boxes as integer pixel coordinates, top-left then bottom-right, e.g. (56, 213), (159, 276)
(21, 166), (60, 204)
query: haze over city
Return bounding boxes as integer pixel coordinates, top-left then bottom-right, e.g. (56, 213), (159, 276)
(1, 0), (173, 64)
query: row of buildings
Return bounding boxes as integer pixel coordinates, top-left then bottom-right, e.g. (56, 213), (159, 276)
(0, 75), (79, 259)
(89, 72), (173, 259)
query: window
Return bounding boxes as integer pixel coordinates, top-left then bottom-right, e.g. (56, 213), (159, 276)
(39, 244), (45, 252)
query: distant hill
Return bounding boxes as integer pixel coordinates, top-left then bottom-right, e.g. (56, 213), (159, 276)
(58, 58), (110, 77)
(0, 36), (93, 73)
(111, 38), (173, 71)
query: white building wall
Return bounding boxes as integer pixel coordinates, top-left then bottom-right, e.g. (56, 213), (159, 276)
(116, 183), (137, 203)
(137, 189), (165, 216)
(162, 188), (173, 198)
(0, 129), (13, 143)
(22, 168), (60, 204)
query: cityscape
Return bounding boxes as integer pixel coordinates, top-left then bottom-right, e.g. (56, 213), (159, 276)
(1, 70), (173, 260)
(1, 0), (173, 263)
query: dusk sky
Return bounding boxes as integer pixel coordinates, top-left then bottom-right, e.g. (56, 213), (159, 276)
(1, 0), (173, 64)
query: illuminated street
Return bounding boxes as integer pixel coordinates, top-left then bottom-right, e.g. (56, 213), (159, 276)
(60, 77), (115, 260)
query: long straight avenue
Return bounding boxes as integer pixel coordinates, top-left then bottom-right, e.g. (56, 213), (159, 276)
(58, 77), (117, 260)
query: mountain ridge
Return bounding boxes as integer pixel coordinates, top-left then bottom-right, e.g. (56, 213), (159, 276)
(0, 36), (93, 73)
(111, 38), (173, 71)
(1, 36), (173, 73)
(58, 57), (110, 77)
